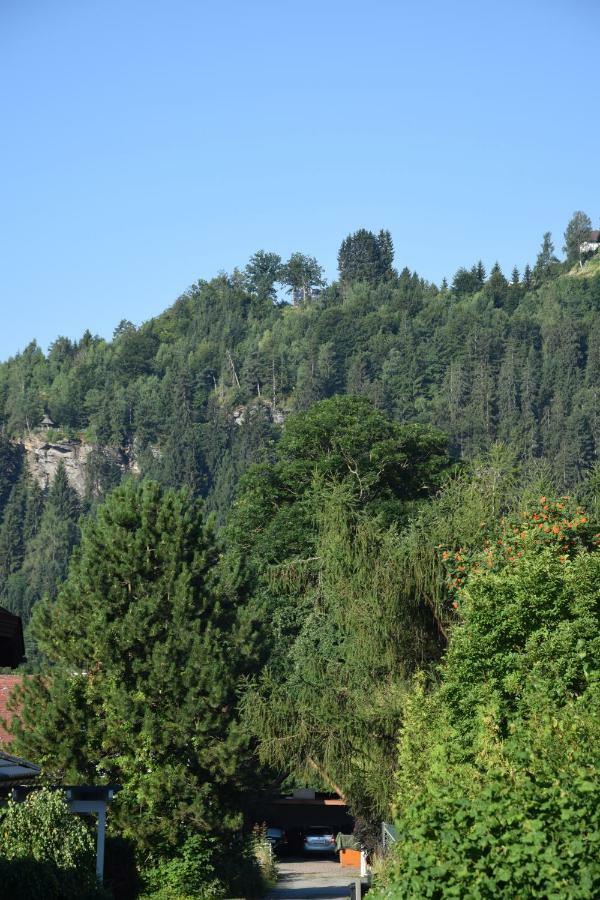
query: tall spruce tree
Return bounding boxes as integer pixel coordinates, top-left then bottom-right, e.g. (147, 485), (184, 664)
(337, 228), (394, 285)
(533, 232), (560, 285)
(10, 480), (259, 858)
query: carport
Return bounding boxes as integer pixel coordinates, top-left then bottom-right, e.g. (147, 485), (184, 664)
(253, 789), (354, 854)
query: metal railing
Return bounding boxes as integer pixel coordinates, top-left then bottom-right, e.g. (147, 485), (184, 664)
(381, 821), (398, 854)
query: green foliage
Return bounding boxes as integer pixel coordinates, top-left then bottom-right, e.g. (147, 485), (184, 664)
(10, 480), (260, 859)
(141, 835), (227, 899)
(280, 252), (325, 304)
(227, 395), (450, 577)
(373, 499), (600, 898)
(241, 488), (440, 821)
(245, 250), (282, 301)
(0, 218), (598, 557)
(374, 690), (600, 899)
(0, 788), (107, 900)
(564, 210), (593, 264)
(140, 832), (267, 900)
(231, 398), (452, 822)
(0, 433), (23, 518)
(533, 231), (561, 285)
(337, 228), (395, 285)
(451, 266), (480, 296)
(0, 463), (80, 640)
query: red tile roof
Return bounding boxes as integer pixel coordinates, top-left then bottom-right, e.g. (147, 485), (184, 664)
(0, 675), (23, 744)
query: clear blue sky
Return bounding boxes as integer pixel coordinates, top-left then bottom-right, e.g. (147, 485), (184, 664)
(1, 0), (599, 361)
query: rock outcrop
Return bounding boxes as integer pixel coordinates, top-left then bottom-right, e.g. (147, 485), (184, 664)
(23, 434), (93, 495)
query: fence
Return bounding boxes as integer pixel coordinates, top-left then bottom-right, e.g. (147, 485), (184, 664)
(381, 821), (398, 855)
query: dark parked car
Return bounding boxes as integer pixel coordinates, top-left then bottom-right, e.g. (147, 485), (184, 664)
(266, 826), (288, 854)
(302, 825), (337, 855)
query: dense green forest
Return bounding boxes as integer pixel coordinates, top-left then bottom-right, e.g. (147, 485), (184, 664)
(2, 216), (600, 897)
(1, 219), (600, 630)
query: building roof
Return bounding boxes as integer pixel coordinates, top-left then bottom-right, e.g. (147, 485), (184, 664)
(584, 230), (600, 243)
(0, 750), (40, 782)
(0, 675), (23, 743)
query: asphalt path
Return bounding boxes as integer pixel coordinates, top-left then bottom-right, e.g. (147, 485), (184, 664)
(265, 857), (360, 900)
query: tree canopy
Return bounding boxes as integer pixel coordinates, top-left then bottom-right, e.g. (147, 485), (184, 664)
(10, 480), (260, 859)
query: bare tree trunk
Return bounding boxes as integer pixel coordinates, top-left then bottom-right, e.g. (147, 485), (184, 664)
(307, 757), (347, 802)
(226, 350), (241, 388)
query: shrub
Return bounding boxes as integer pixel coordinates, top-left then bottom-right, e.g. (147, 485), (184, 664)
(0, 788), (109, 900)
(140, 831), (267, 900)
(141, 834), (226, 899)
(372, 505), (600, 898)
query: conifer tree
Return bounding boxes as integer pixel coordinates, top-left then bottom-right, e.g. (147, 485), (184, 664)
(0, 435), (23, 518)
(377, 228), (395, 277)
(533, 232), (560, 285)
(11, 480), (258, 856)
(451, 267), (480, 296)
(337, 228), (394, 285)
(0, 476), (28, 588)
(48, 460), (79, 521)
(20, 465), (80, 624)
(485, 262), (509, 306)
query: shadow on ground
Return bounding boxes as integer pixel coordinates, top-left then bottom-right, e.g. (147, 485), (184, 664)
(266, 887), (352, 899)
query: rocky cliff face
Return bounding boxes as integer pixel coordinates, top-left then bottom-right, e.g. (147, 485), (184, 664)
(22, 433), (136, 496)
(23, 434), (93, 495)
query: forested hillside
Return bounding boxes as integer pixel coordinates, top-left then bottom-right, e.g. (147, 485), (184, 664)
(1, 223), (600, 636)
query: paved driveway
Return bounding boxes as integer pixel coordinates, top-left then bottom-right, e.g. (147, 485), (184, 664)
(265, 857), (360, 900)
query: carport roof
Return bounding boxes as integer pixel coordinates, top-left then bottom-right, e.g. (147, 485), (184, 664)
(0, 750), (41, 782)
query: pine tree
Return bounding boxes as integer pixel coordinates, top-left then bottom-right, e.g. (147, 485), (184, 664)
(0, 435), (23, 519)
(377, 229), (395, 278)
(533, 232), (560, 285)
(511, 266), (520, 286)
(485, 262), (509, 306)
(11, 480), (258, 856)
(337, 228), (394, 285)
(0, 477), (28, 588)
(523, 264), (533, 289)
(48, 460), (79, 521)
(452, 267), (480, 296)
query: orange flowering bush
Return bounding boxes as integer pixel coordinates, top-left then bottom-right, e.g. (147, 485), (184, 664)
(440, 496), (599, 606)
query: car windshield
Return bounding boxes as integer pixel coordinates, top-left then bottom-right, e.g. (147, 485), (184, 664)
(306, 827), (333, 835)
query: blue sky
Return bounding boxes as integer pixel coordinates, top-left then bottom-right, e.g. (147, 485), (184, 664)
(1, 0), (599, 361)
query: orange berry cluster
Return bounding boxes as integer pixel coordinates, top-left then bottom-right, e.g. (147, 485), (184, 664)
(439, 496), (598, 610)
